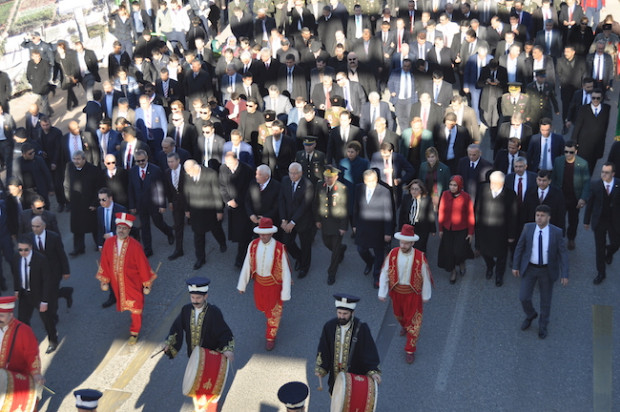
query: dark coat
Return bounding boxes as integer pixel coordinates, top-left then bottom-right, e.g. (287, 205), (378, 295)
(526, 133), (566, 172)
(128, 162), (167, 212)
(96, 202), (128, 248)
(26, 60), (50, 95)
(474, 184), (518, 256)
(13, 155), (53, 200)
(456, 156), (494, 203)
(12, 250), (52, 304)
(523, 184), (566, 230)
(296, 150), (326, 184)
(245, 179), (281, 222)
(314, 180), (349, 235)
(572, 103), (611, 165)
(326, 125), (364, 164)
(433, 125), (472, 166)
(103, 168), (129, 207)
(279, 176), (315, 232)
(64, 162), (101, 234)
(183, 166), (224, 233)
(262, 135), (297, 181)
(219, 162), (254, 242)
(584, 178), (620, 232)
(30, 230), (69, 282)
(353, 183), (393, 248)
(19, 210), (60, 236)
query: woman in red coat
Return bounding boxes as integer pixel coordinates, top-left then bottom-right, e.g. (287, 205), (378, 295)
(438, 175), (475, 284)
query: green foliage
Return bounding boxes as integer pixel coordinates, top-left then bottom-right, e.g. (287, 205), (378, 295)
(13, 5), (54, 28)
(0, 1), (14, 27)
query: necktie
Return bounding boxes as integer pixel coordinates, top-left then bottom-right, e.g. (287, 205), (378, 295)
(606, 184), (611, 195)
(141, 169), (146, 180)
(173, 169), (179, 190)
(384, 158), (392, 186)
(539, 189), (545, 204)
(405, 74), (410, 99)
(419, 45), (424, 60)
(538, 230), (544, 265)
(596, 56), (602, 80)
(325, 88), (331, 108)
(510, 155), (514, 174)
(73, 136), (79, 152)
(594, 107), (599, 117)
(176, 128), (181, 147)
(38, 236), (44, 251)
(371, 107), (377, 125)
(126, 145), (132, 169)
(409, 198), (417, 223)
(541, 139), (549, 170)
(469, 42), (474, 56)
(292, 181), (296, 195)
(366, 189), (372, 203)
(545, 32), (551, 54)
(105, 208), (110, 233)
(287, 69), (293, 91)
(421, 108), (428, 129)
(568, 8), (573, 23)
(23, 258), (29, 290)
(518, 177), (523, 201)
(102, 133), (108, 156)
(163, 81), (168, 98)
(434, 84), (439, 102)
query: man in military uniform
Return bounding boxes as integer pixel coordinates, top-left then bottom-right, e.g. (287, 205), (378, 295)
(277, 381), (309, 411)
(296, 137), (326, 184)
(163, 277), (234, 360)
(500, 82), (529, 124)
(315, 166), (349, 285)
(315, 293), (381, 394)
(74, 389), (103, 411)
(525, 70), (560, 135)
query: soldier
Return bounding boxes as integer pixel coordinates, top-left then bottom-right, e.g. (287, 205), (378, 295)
(74, 389), (103, 411)
(295, 137), (326, 184)
(315, 165), (349, 285)
(500, 82), (529, 124)
(277, 382), (309, 412)
(525, 70), (560, 135)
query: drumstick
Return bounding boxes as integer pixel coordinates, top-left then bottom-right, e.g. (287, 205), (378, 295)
(317, 376), (323, 391)
(43, 385), (56, 395)
(155, 261), (162, 273)
(150, 347), (166, 358)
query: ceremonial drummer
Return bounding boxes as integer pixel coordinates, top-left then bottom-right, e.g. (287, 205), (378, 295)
(378, 224), (432, 364)
(277, 381), (309, 412)
(163, 277), (234, 361)
(0, 296), (44, 386)
(237, 217), (292, 351)
(96, 213), (156, 345)
(315, 294), (381, 394)
(74, 389), (103, 411)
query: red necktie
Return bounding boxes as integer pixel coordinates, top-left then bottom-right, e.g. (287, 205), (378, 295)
(141, 169), (146, 180)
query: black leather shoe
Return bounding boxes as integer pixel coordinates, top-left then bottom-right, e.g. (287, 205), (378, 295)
(167, 234), (175, 245)
(495, 279), (503, 287)
(538, 327), (548, 339)
(521, 313), (538, 331)
(298, 270), (308, 279)
(327, 275), (335, 285)
(605, 252), (613, 265)
(294, 260), (301, 271)
(193, 259), (205, 270)
(46, 342), (57, 354)
(364, 262), (373, 276)
(102, 296), (116, 308)
(593, 274), (606, 285)
(485, 269), (493, 279)
(220, 243), (227, 253)
(145, 250), (153, 257)
(63, 287), (74, 308)
(168, 251), (184, 260)
(234, 260), (243, 268)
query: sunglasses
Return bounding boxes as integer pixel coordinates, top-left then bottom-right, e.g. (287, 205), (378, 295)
(35, 206), (44, 210)
(105, 161), (116, 165)
(591, 96), (602, 100)
(98, 198), (108, 202)
(564, 150), (575, 154)
(172, 118), (183, 121)
(18, 248), (30, 252)
(135, 159), (147, 163)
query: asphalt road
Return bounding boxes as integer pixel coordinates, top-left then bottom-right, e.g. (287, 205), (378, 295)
(3, 47), (620, 412)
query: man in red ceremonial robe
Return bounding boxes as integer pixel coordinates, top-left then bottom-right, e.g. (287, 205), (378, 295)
(0, 295), (44, 405)
(96, 212), (156, 345)
(237, 217), (292, 351)
(378, 224), (432, 364)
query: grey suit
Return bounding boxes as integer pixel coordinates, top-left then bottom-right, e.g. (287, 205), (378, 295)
(513, 222), (568, 329)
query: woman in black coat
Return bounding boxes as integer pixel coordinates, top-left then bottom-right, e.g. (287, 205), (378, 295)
(399, 179), (436, 253)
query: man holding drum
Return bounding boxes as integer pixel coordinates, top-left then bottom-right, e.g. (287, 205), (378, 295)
(96, 213), (156, 345)
(163, 277), (234, 360)
(315, 294), (381, 394)
(237, 217), (292, 351)
(378, 224), (433, 364)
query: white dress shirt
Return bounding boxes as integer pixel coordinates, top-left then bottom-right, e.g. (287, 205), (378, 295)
(529, 225), (549, 265)
(237, 238), (292, 301)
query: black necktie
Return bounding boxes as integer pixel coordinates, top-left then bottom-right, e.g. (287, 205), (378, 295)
(23, 258), (29, 290)
(38, 236), (44, 251)
(538, 230), (544, 265)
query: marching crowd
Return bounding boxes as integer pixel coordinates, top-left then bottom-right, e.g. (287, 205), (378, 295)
(0, 0), (619, 409)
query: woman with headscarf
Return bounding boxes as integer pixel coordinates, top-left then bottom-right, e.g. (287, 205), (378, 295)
(398, 179), (435, 253)
(437, 175), (475, 284)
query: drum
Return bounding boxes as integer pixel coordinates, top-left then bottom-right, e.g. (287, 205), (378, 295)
(0, 368), (38, 412)
(330, 372), (378, 412)
(182, 348), (229, 406)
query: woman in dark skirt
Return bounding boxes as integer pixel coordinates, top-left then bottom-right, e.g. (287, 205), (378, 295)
(399, 179), (436, 253)
(438, 175), (475, 284)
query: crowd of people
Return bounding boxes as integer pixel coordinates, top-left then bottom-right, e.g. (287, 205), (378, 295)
(0, 0), (619, 408)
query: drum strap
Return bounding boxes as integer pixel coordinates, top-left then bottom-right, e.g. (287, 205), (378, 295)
(6, 323), (21, 370)
(346, 320), (360, 371)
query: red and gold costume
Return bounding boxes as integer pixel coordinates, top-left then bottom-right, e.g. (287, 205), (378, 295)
(96, 236), (156, 335)
(378, 247), (432, 354)
(0, 318), (41, 377)
(237, 238), (291, 342)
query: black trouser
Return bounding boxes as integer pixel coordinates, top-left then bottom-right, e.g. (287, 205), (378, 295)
(0, 139), (12, 179)
(282, 227), (313, 272)
(593, 225), (620, 276)
(193, 222), (226, 261)
(52, 168), (66, 205)
(560, 85), (576, 123)
(564, 196), (580, 240)
(482, 252), (508, 281)
(73, 232), (97, 252)
(322, 232), (344, 277)
(18, 291), (57, 343)
(519, 265), (554, 328)
(0, 235), (12, 285)
(357, 245), (386, 282)
(171, 201), (185, 253)
(139, 210), (173, 253)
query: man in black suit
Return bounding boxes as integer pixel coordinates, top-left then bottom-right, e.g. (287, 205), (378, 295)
(584, 162), (620, 285)
(246, 163), (281, 229)
(118, 126), (151, 170)
(37, 117), (64, 209)
(277, 55), (308, 101)
(317, 6), (344, 56)
(369, 142), (415, 209)
(156, 137), (190, 172)
(163, 152), (186, 261)
(13, 143), (53, 207)
(167, 112), (197, 155)
(102, 153), (129, 207)
(128, 149), (174, 256)
(74, 41), (101, 102)
(83, 90), (104, 137)
(335, 71), (367, 119)
(297, 105), (330, 153)
(564, 77), (593, 131)
(512, 204), (569, 339)
(526, 118), (565, 173)
(12, 236), (58, 353)
(0, 105), (15, 180)
(195, 121), (226, 170)
(524, 170), (566, 232)
(366, 117), (400, 158)
(353, 169), (393, 288)
(0, 200), (14, 291)
(155, 68), (181, 113)
(183, 60), (213, 108)
(183, 160), (227, 270)
(262, 120), (297, 181)
(59, 120), (100, 175)
(219, 152), (254, 267)
(456, 144), (494, 204)
(279, 162), (315, 278)
(494, 137), (526, 175)
(29, 216), (72, 337)
(433, 112), (472, 174)
(19, 195), (60, 236)
(475, 171), (518, 286)
(572, 89), (610, 176)
(326, 111), (364, 164)
(0, 70), (11, 113)
(409, 92), (444, 134)
(359, 92), (394, 134)
(64, 151), (102, 256)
